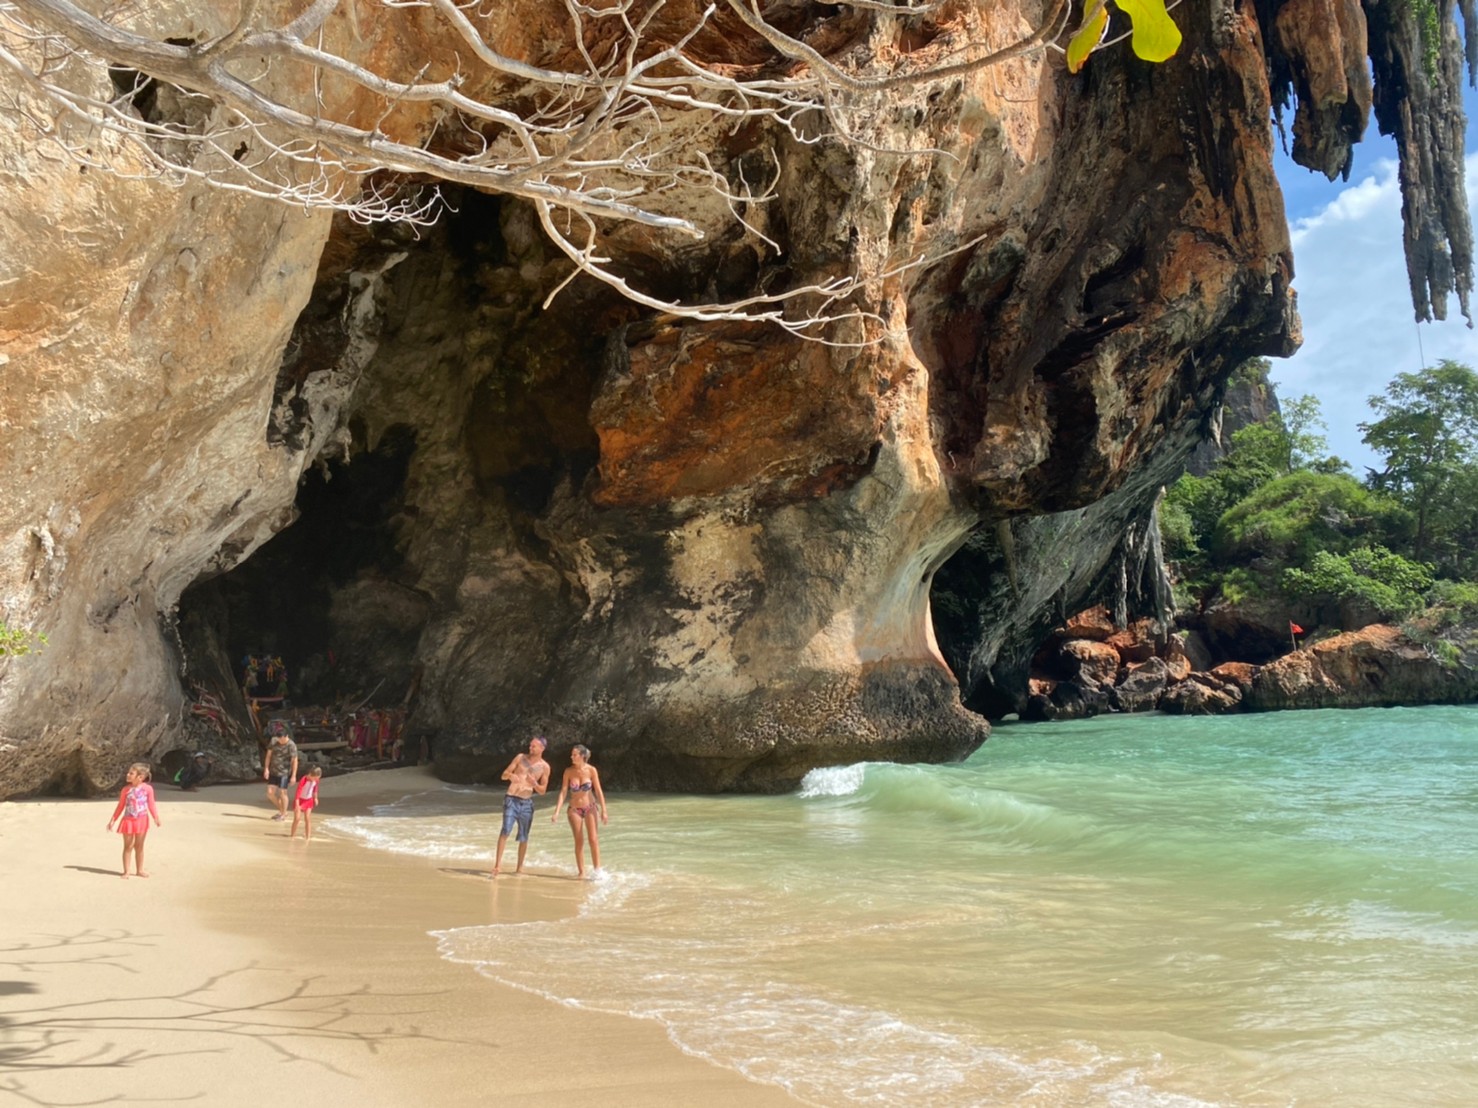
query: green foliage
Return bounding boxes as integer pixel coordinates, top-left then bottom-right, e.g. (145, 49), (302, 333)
(1282, 546), (1435, 622)
(1211, 472), (1409, 565)
(1229, 357), (1272, 389)
(1361, 359), (1478, 569)
(0, 624), (48, 658)
(1160, 361), (1478, 638)
(1157, 495), (1198, 562)
(1217, 566), (1267, 607)
(1423, 580), (1478, 628)
(1163, 473), (1223, 551)
(1280, 393), (1339, 472)
(1399, 0), (1443, 78)
(1216, 422), (1290, 498)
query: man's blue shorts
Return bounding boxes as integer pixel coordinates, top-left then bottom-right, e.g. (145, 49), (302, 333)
(501, 795), (535, 842)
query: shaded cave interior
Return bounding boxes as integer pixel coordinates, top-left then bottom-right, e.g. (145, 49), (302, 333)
(171, 188), (1116, 744)
(174, 437), (1022, 735)
(178, 421), (426, 715)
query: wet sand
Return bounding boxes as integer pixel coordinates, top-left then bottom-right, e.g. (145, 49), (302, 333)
(1, 766), (801, 1106)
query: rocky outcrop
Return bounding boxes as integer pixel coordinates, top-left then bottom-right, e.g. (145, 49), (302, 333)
(1, 2), (1469, 796)
(1028, 614), (1476, 718)
(1184, 361), (1281, 477)
(1246, 624), (1478, 709)
(1160, 671), (1244, 714)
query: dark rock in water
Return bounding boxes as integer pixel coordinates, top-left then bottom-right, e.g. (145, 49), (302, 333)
(1022, 692), (1058, 723)
(1209, 662), (1258, 696)
(1045, 680), (1111, 722)
(1161, 674), (1243, 715)
(1112, 658), (1170, 714)
(1061, 640), (1122, 689)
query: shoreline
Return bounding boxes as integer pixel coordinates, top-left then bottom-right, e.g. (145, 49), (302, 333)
(3, 767), (800, 1107)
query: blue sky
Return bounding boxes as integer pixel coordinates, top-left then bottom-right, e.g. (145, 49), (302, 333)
(1268, 83), (1478, 476)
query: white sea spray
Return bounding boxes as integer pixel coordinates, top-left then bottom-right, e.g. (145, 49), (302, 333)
(797, 763), (867, 798)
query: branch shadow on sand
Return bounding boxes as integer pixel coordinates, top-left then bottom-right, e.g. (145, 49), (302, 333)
(0, 930), (493, 1107)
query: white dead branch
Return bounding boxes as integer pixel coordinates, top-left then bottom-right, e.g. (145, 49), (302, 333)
(0, 0), (1075, 336)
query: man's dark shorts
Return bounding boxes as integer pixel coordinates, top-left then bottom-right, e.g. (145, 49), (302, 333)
(501, 795), (535, 842)
(269, 774), (291, 790)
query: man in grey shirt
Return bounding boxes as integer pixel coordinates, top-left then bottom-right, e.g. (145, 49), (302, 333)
(262, 726), (299, 822)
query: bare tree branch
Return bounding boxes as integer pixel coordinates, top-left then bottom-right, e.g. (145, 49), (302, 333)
(0, 0), (1114, 334)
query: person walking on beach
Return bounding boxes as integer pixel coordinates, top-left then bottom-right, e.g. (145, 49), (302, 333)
(262, 724), (298, 821)
(107, 762), (161, 878)
(549, 744), (608, 879)
(492, 736), (550, 877)
(290, 765), (323, 840)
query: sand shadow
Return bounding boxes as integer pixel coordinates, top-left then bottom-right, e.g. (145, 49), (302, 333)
(1, 930), (493, 1106)
(62, 866), (124, 878)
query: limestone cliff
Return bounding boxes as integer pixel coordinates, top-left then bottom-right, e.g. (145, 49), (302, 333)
(0, 1), (1469, 796)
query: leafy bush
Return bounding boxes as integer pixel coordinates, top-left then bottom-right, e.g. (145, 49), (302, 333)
(1158, 496), (1199, 561)
(1211, 472), (1410, 565)
(1281, 546), (1434, 621)
(1217, 567), (1269, 607)
(1422, 580), (1478, 629)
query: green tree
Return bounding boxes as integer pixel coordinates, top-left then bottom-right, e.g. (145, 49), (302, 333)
(1360, 360), (1478, 564)
(1163, 389), (1342, 559)
(1280, 393), (1345, 472)
(1212, 471), (1411, 566)
(1282, 546), (1435, 623)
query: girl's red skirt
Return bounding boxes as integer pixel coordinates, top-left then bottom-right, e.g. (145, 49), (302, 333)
(116, 816), (150, 835)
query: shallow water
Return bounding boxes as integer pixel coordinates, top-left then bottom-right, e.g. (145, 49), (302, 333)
(331, 705), (1478, 1106)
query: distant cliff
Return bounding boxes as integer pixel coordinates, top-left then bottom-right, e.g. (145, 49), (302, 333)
(2, 1), (1471, 796)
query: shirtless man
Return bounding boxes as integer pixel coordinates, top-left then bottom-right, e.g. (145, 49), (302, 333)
(491, 736), (551, 876)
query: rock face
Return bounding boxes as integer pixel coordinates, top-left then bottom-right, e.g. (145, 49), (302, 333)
(0, 2), (1466, 796)
(1247, 625), (1478, 710)
(1024, 614), (1477, 718)
(1184, 362), (1281, 477)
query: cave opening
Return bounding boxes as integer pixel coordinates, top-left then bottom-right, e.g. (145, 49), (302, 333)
(177, 423), (427, 716)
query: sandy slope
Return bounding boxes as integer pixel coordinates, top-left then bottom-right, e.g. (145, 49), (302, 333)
(1, 766), (799, 1107)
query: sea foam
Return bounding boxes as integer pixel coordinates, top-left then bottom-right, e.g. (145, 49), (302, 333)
(797, 763), (867, 797)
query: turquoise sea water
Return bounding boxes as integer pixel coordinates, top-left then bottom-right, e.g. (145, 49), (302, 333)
(331, 705), (1478, 1106)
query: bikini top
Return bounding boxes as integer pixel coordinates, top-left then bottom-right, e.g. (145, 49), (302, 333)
(570, 781), (594, 793)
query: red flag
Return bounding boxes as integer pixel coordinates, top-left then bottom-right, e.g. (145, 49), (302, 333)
(1289, 621), (1304, 635)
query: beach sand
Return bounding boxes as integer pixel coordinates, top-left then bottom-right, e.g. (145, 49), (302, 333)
(2, 767), (801, 1107)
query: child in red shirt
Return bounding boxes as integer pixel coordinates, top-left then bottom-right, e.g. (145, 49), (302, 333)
(290, 766), (323, 841)
(107, 763), (161, 877)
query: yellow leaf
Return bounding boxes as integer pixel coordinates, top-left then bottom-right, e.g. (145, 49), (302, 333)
(1066, 2), (1109, 74)
(1114, 0), (1183, 64)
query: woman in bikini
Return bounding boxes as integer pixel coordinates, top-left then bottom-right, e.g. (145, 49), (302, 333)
(549, 744), (608, 879)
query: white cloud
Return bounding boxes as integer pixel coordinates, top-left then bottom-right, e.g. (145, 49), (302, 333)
(1271, 153), (1478, 476)
(1288, 159), (1400, 245)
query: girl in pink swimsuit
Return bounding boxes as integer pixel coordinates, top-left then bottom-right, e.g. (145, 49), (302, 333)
(290, 766), (323, 841)
(107, 763), (161, 878)
(549, 745), (608, 879)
